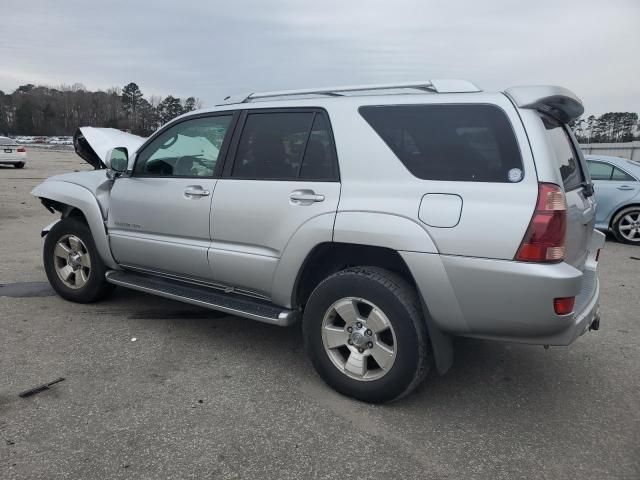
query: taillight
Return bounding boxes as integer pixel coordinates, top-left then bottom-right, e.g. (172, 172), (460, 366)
(554, 297), (575, 315)
(515, 183), (567, 263)
(17, 147), (26, 152)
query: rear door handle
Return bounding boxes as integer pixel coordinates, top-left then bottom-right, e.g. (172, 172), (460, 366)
(184, 186), (210, 198)
(617, 185), (634, 191)
(289, 189), (325, 205)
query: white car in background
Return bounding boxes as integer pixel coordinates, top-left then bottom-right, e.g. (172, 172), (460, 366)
(0, 136), (26, 168)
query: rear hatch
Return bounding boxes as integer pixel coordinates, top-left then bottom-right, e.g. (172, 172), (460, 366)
(505, 86), (595, 272)
(540, 114), (595, 271)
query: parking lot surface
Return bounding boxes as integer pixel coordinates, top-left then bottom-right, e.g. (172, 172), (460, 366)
(1, 151), (639, 479)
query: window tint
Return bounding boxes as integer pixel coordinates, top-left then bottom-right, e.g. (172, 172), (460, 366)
(134, 115), (232, 177)
(359, 104), (523, 182)
(541, 115), (584, 190)
(299, 114), (337, 180)
(232, 112), (314, 179)
(587, 161), (613, 180)
(612, 167), (635, 181)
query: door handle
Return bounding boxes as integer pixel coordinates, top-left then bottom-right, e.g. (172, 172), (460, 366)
(184, 186), (210, 198)
(289, 189), (325, 204)
(617, 185), (634, 191)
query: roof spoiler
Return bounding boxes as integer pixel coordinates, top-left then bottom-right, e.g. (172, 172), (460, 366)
(504, 86), (584, 123)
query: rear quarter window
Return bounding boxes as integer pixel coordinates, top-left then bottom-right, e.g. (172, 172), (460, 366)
(359, 104), (523, 182)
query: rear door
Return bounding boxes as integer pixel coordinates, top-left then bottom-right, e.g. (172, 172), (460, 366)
(209, 108), (340, 298)
(541, 115), (594, 270)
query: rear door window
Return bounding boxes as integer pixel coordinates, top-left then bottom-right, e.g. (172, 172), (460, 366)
(541, 115), (585, 191)
(231, 111), (339, 181)
(299, 114), (338, 180)
(359, 104), (523, 182)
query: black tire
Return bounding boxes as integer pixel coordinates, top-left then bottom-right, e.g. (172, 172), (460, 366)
(611, 206), (640, 245)
(302, 267), (430, 403)
(14, 162), (25, 169)
(44, 217), (114, 303)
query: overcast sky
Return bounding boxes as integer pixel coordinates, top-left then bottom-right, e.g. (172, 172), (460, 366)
(1, 0), (638, 115)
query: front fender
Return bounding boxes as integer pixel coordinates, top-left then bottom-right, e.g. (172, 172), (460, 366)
(31, 180), (119, 269)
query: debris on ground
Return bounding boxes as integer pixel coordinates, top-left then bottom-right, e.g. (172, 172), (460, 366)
(18, 377), (65, 398)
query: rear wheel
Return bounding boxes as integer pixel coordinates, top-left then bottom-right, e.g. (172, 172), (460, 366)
(611, 206), (640, 245)
(44, 218), (114, 302)
(303, 267), (430, 403)
(14, 162), (25, 169)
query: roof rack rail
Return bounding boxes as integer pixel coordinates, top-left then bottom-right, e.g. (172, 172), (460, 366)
(220, 79), (481, 105)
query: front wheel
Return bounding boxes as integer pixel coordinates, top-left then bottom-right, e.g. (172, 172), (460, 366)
(43, 218), (114, 302)
(611, 206), (640, 245)
(303, 267), (430, 403)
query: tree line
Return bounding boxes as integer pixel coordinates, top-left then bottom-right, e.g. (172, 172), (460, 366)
(0, 82), (202, 137)
(569, 112), (639, 144)
(2, 83), (638, 144)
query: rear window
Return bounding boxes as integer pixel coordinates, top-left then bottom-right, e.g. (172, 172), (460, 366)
(0, 137), (17, 145)
(359, 104), (523, 182)
(541, 115), (585, 190)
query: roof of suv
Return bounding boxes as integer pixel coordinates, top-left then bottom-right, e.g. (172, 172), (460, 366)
(219, 79), (481, 105)
(173, 81), (585, 124)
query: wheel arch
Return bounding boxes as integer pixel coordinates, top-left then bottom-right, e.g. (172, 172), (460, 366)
(293, 242), (413, 308)
(32, 180), (119, 269)
(293, 241), (454, 375)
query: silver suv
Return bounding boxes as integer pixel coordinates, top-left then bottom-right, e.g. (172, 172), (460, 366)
(32, 80), (604, 402)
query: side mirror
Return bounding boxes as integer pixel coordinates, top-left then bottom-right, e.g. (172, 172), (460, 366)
(105, 147), (129, 175)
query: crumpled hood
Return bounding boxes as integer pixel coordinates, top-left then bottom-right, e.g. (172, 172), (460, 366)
(74, 127), (146, 169)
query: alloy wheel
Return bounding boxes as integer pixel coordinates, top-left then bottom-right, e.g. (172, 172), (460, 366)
(321, 297), (397, 381)
(617, 210), (640, 242)
(53, 234), (91, 289)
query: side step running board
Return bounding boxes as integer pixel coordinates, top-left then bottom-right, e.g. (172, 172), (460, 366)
(105, 270), (298, 327)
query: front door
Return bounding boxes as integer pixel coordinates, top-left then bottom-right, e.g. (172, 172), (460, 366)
(108, 113), (235, 279)
(209, 109), (341, 298)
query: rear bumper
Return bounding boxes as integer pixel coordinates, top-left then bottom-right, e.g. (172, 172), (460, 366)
(0, 159), (25, 165)
(401, 230), (606, 346)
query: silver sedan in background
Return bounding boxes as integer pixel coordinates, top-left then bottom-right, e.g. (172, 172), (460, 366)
(586, 154), (640, 245)
(0, 136), (27, 168)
